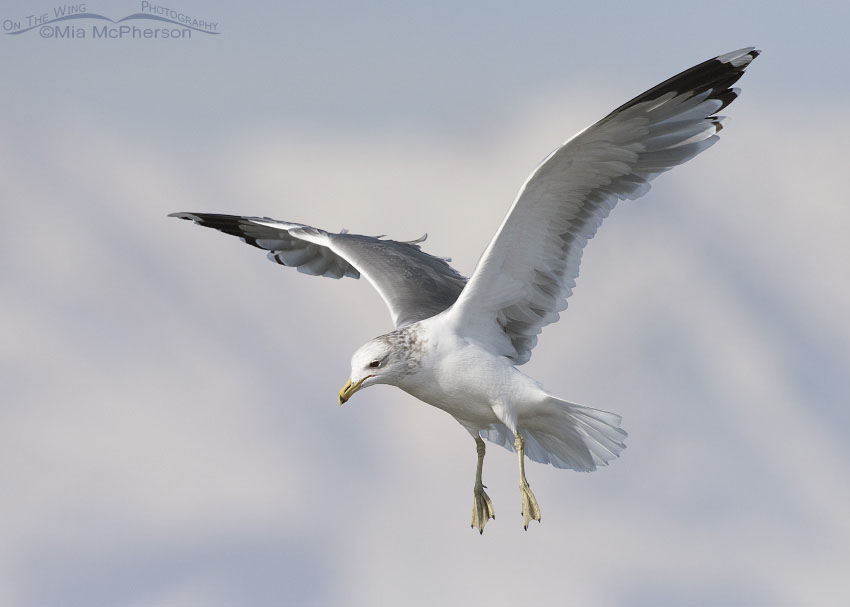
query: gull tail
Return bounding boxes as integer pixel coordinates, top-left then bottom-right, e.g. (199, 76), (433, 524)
(480, 396), (627, 472)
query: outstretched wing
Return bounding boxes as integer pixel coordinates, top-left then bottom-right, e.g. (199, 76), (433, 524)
(170, 213), (467, 327)
(447, 48), (760, 364)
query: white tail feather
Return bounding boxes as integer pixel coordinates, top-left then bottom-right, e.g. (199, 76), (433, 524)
(479, 397), (627, 472)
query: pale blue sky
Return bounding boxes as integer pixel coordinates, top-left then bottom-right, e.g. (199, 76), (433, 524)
(3, 1), (849, 605)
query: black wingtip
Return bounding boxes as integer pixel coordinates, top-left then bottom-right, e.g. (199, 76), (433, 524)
(602, 46), (760, 122)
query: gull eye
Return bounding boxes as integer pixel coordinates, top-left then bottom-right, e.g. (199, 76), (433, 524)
(368, 360), (381, 369)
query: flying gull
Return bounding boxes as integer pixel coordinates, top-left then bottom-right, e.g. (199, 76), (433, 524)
(171, 48), (759, 533)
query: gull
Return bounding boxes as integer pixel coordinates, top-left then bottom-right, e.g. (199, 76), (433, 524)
(171, 48), (759, 533)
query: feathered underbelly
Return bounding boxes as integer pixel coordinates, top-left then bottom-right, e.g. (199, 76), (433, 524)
(396, 339), (538, 429)
(400, 377), (502, 426)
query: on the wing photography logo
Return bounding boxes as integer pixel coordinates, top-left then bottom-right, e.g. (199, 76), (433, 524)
(3, 2), (220, 39)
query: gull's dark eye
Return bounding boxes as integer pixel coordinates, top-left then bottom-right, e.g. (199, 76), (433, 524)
(368, 360), (381, 369)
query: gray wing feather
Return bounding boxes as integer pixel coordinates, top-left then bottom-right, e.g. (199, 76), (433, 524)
(448, 48), (759, 364)
(169, 212), (466, 327)
(324, 232), (467, 326)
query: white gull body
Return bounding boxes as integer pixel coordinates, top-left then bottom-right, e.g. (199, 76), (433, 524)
(349, 314), (625, 473)
(389, 317), (534, 431)
(171, 47), (760, 532)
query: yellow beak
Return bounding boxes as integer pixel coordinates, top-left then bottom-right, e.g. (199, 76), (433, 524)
(338, 376), (367, 405)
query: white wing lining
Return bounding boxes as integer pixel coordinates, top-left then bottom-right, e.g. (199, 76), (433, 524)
(447, 48), (760, 364)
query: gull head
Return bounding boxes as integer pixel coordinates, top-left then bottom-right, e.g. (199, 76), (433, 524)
(338, 329), (423, 405)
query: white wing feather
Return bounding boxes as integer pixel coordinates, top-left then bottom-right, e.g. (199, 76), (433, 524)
(447, 48), (760, 364)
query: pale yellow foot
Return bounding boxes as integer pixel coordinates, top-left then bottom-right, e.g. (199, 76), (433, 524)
(518, 479), (541, 530)
(471, 481), (495, 534)
(470, 436), (495, 534)
(515, 432), (542, 530)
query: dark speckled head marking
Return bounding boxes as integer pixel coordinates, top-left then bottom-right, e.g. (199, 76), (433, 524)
(375, 323), (427, 375)
(347, 323), (429, 390)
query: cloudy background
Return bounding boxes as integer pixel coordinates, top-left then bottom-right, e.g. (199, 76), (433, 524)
(3, 1), (849, 605)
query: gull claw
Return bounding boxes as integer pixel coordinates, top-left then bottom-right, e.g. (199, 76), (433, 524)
(471, 482), (495, 534)
(519, 480), (541, 530)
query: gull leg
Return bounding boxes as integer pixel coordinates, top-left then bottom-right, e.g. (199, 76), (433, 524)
(515, 432), (541, 530)
(471, 436), (495, 534)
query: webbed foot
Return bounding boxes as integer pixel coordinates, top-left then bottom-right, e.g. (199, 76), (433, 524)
(518, 479), (541, 530)
(471, 481), (495, 534)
